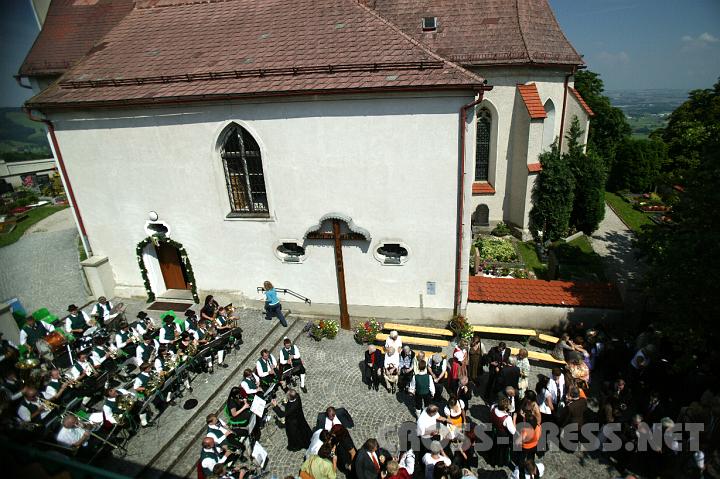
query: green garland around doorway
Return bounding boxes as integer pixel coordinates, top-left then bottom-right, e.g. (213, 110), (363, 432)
(135, 235), (200, 304)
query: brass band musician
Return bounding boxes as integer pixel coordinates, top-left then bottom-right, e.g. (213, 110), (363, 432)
(19, 316), (53, 350)
(65, 304), (92, 337)
(17, 387), (52, 425)
(43, 368), (70, 404)
(279, 338), (307, 392)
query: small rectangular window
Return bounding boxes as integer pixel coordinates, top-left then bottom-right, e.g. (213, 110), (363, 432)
(422, 17), (437, 32)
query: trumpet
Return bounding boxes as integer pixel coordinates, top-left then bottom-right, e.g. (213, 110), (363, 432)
(38, 398), (59, 411)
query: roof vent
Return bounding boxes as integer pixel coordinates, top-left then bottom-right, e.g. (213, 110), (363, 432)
(422, 17), (438, 32)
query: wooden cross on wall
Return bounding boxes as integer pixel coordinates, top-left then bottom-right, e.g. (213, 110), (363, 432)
(306, 217), (369, 330)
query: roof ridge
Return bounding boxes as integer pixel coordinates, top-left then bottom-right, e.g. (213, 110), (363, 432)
(353, 0), (485, 86)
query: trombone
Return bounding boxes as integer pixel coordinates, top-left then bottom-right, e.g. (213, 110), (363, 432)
(38, 398), (60, 411)
(62, 411), (121, 450)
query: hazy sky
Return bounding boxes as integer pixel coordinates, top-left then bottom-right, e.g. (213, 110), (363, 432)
(1, 0), (719, 107)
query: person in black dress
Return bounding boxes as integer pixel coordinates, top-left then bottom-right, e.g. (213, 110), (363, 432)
(330, 424), (357, 479)
(277, 388), (312, 451)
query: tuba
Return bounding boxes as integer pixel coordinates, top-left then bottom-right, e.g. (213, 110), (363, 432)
(117, 394), (137, 411)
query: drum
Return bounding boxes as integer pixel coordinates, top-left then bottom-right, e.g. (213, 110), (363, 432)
(92, 327), (111, 343)
(83, 326), (98, 337)
(74, 336), (94, 352)
(36, 331), (67, 358)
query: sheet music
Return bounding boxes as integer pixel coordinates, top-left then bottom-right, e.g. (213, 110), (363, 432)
(250, 396), (267, 417)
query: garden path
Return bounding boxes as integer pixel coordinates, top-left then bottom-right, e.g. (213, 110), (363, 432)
(590, 204), (646, 312)
(0, 208), (90, 316)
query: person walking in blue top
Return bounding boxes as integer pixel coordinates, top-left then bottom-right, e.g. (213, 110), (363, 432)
(263, 281), (288, 327)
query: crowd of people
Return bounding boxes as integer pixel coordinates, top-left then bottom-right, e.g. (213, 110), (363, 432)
(0, 294), (243, 460)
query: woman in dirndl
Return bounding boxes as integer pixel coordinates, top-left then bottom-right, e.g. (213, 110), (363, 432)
(449, 339), (468, 393)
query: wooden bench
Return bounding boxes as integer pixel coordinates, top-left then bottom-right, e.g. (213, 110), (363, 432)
(509, 347), (565, 366)
(377, 346), (447, 359)
(375, 333), (449, 349)
(382, 322), (453, 338)
(535, 334), (560, 346)
(473, 325), (537, 345)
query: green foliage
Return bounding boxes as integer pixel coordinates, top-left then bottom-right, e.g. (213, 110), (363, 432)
(516, 241), (547, 279)
(551, 236), (606, 281)
(475, 237), (517, 262)
(529, 142), (575, 241)
(573, 71), (632, 170)
(448, 316), (473, 341)
(490, 221), (511, 237)
(610, 138), (667, 192)
(565, 117), (607, 234)
(636, 134), (720, 366)
(660, 78), (720, 183)
(136, 235), (200, 303)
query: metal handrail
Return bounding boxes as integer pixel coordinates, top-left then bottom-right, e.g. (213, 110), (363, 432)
(256, 287), (311, 305)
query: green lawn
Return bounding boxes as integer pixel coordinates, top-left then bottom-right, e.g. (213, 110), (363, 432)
(516, 241), (548, 279)
(0, 205), (68, 248)
(605, 191), (653, 234)
(554, 236), (607, 281)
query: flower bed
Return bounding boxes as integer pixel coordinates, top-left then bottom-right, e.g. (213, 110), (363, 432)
(474, 236), (528, 278)
(353, 318), (383, 344)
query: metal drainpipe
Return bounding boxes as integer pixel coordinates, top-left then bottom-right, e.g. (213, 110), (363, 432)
(558, 67), (576, 152)
(24, 107), (92, 258)
(454, 87), (491, 317)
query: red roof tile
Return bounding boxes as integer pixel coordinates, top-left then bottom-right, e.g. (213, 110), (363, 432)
(517, 83), (547, 119)
(568, 87), (594, 117)
(18, 0), (134, 77)
(472, 182), (496, 195)
(527, 163), (542, 173)
(27, 0), (485, 108)
(468, 276), (623, 309)
(367, 0), (583, 66)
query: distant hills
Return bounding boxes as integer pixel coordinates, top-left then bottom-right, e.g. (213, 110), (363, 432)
(0, 107), (52, 162)
(606, 89), (689, 138)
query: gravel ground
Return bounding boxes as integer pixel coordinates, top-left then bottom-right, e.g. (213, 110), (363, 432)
(0, 208), (89, 316)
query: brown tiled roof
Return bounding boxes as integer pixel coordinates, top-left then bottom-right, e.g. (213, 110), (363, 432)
(367, 0), (583, 66)
(527, 162), (542, 173)
(468, 276), (623, 309)
(472, 182), (496, 195)
(27, 0), (485, 108)
(18, 0), (134, 77)
(568, 87), (594, 117)
(517, 83), (547, 119)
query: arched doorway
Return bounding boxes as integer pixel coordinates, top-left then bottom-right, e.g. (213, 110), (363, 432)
(136, 235), (199, 303)
(472, 204), (490, 229)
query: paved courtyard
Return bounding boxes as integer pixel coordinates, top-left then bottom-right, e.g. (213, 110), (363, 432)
(248, 329), (619, 478)
(0, 208), (90, 316)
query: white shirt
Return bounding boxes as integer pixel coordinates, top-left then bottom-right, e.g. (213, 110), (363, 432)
(136, 340), (159, 364)
(256, 355), (277, 378)
(279, 345), (301, 364)
(115, 330), (133, 349)
(43, 381), (61, 400)
(17, 398), (50, 422)
(422, 453), (451, 466)
(548, 375), (566, 406)
(57, 425), (87, 448)
(207, 419), (231, 445)
(384, 352), (400, 369)
(385, 336), (403, 352)
(133, 320), (150, 337)
(417, 410), (440, 438)
(324, 416), (342, 431)
(19, 320), (54, 345)
(159, 325), (175, 344)
(201, 447), (227, 474)
(241, 375), (260, 394)
(306, 429), (324, 459)
(103, 389), (129, 424)
(538, 388), (552, 414)
(155, 354), (175, 373)
(512, 462), (545, 479)
(91, 348), (109, 367)
(493, 406), (516, 435)
(94, 301), (114, 320)
(70, 360), (94, 380)
(175, 320), (192, 334)
(453, 347), (467, 362)
(134, 372), (151, 392)
(408, 372), (436, 396)
(64, 311), (91, 333)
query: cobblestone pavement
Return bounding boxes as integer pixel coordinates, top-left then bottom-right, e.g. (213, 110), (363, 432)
(590, 205), (646, 312)
(257, 331), (619, 479)
(0, 208), (89, 316)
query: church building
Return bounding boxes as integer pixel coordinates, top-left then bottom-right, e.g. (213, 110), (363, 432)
(19, 0), (594, 323)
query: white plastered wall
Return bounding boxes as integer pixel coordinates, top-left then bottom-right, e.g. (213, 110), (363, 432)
(48, 91), (476, 320)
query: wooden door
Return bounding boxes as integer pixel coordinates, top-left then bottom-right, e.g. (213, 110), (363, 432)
(157, 243), (188, 290)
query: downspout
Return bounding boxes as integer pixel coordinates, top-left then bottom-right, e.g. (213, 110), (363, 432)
(454, 86), (491, 317)
(24, 107), (92, 257)
(557, 66), (576, 152)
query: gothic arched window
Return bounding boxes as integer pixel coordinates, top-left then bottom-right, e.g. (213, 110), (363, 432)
(475, 108), (492, 181)
(220, 124), (269, 216)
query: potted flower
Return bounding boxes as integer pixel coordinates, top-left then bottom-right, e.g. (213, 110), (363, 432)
(448, 315), (473, 342)
(353, 318), (383, 344)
